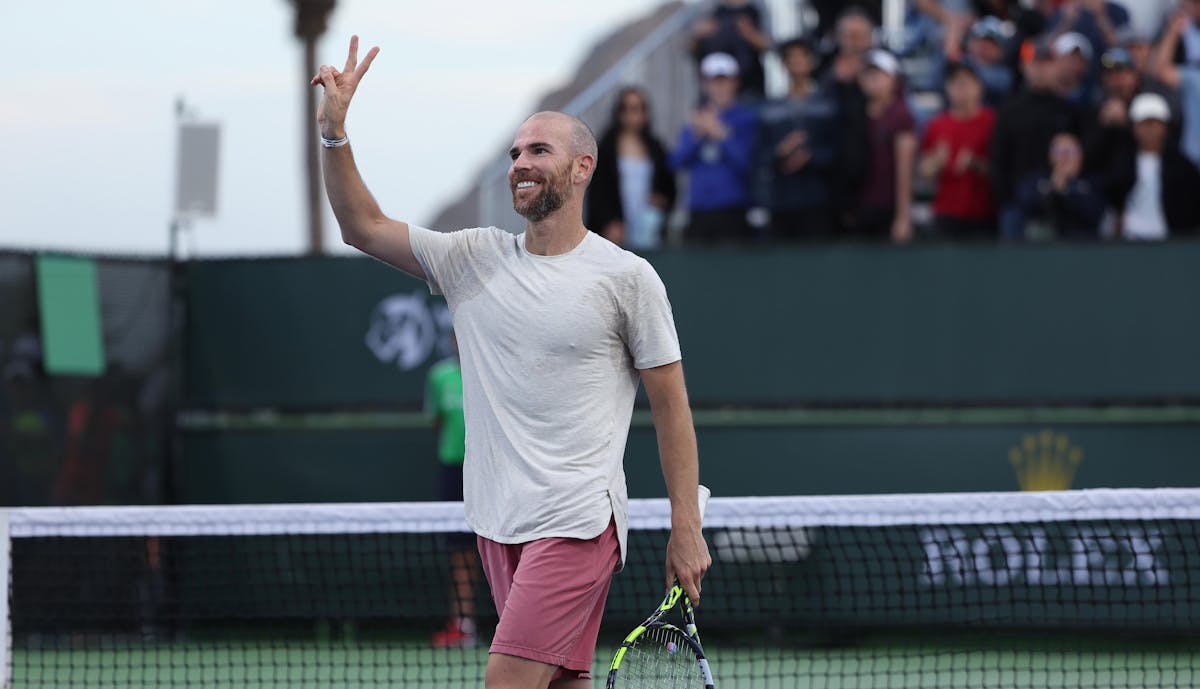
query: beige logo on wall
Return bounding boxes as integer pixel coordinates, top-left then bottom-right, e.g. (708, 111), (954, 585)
(1009, 430), (1083, 491)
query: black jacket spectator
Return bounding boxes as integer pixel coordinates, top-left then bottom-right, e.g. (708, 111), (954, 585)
(586, 124), (676, 241)
(990, 90), (1082, 207)
(1110, 144), (1200, 235)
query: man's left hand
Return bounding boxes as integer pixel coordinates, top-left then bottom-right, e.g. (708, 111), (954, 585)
(666, 526), (712, 606)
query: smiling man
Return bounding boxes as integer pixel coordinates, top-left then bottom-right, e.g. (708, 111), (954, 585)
(312, 37), (711, 689)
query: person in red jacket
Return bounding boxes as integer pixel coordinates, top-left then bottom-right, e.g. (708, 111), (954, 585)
(919, 61), (998, 238)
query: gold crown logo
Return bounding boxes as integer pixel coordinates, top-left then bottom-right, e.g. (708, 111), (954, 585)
(1009, 430), (1083, 491)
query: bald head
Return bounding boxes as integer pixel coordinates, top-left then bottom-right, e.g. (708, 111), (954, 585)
(524, 111), (598, 161)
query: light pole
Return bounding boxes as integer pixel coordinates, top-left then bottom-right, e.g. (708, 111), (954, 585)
(292, 0), (337, 255)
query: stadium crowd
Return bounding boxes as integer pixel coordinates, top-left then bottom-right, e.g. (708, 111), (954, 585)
(585, 0), (1200, 247)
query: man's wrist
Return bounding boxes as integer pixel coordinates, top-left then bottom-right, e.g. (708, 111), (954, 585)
(321, 134), (349, 149)
(320, 124), (347, 140)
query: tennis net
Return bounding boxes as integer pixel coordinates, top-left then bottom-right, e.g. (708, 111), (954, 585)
(4, 488), (1199, 688)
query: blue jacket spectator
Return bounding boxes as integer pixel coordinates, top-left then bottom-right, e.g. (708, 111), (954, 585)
(671, 52), (759, 243)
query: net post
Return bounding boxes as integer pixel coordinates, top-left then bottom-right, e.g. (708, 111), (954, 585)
(0, 510), (10, 689)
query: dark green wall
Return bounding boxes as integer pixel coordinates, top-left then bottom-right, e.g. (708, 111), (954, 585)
(178, 423), (1200, 503)
(180, 243), (1200, 502)
(186, 243), (1200, 408)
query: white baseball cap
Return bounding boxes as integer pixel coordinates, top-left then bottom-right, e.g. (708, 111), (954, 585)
(1129, 93), (1171, 123)
(866, 49), (901, 77)
(1053, 32), (1094, 60)
(700, 52), (739, 79)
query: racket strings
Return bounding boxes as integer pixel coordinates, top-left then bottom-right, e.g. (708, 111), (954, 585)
(619, 626), (700, 688)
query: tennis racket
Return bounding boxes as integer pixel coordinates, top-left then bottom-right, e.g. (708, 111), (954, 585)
(606, 486), (714, 688)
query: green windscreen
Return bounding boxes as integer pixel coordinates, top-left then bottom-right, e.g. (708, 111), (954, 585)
(36, 254), (105, 376)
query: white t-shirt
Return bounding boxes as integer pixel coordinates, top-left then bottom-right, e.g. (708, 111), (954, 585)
(1122, 152), (1168, 241)
(408, 225), (682, 563)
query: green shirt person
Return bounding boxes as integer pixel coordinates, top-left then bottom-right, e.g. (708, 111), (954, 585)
(426, 356), (465, 469)
(424, 336), (478, 649)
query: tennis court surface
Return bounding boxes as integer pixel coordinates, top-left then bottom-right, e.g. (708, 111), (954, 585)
(5, 489), (1198, 687)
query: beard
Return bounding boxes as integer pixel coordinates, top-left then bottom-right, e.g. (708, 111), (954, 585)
(512, 172), (569, 222)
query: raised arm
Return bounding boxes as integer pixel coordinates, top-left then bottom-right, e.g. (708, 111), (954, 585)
(312, 36), (425, 279)
(640, 360), (711, 605)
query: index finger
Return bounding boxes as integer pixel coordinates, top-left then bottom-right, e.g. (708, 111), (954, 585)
(356, 45), (380, 79)
(343, 34), (360, 74)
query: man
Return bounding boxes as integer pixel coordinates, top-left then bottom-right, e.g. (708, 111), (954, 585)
(1052, 31), (1096, 104)
(1046, 0), (1130, 61)
(817, 7), (874, 232)
(1113, 93), (1200, 239)
(690, 0), (772, 98)
(312, 37), (711, 689)
(1082, 47), (1139, 214)
(756, 37), (843, 239)
(990, 38), (1083, 239)
(670, 52), (758, 243)
(1151, 5), (1200, 167)
(962, 16), (1016, 109)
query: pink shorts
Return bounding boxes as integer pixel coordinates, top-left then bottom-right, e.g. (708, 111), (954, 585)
(477, 519), (620, 679)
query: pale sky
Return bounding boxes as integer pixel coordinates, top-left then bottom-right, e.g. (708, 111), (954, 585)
(1, 1), (680, 257)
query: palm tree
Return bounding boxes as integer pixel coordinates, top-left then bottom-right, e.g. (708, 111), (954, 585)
(291, 0), (337, 254)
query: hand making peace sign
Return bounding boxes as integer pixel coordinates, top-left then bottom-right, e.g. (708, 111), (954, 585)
(310, 35), (380, 139)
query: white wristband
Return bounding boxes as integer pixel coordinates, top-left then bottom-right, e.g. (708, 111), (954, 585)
(320, 135), (349, 148)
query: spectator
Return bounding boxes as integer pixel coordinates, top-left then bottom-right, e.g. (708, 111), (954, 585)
(991, 38), (1083, 239)
(934, 0), (1048, 69)
(1119, 26), (1179, 107)
(670, 53), (759, 244)
(849, 50), (918, 242)
(1150, 6), (1200, 167)
(918, 62), (998, 238)
(818, 7), (875, 231)
(1112, 93), (1200, 239)
(1083, 47), (1139, 214)
(1053, 31), (1098, 104)
(1110, 0), (1174, 42)
(1047, 0), (1130, 58)
(1165, 0), (1200, 67)
(691, 0), (772, 99)
(756, 37), (843, 239)
(586, 87), (677, 250)
(1014, 131), (1106, 239)
(963, 16), (1018, 108)
(812, 0), (883, 42)
(819, 7), (875, 91)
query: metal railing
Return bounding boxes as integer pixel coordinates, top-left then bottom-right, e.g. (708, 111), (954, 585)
(471, 0), (848, 231)
(475, 2), (707, 231)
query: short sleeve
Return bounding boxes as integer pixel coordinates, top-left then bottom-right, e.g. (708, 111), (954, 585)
(407, 225), (457, 296)
(408, 225), (501, 297)
(622, 261), (682, 370)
